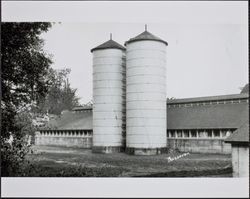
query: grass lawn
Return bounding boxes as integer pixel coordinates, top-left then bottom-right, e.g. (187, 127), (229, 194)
(23, 145), (232, 177)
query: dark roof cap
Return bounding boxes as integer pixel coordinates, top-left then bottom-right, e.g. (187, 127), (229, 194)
(125, 30), (168, 46)
(91, 39), (126, 52)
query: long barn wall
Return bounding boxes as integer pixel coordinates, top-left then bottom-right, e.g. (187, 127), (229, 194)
(35, 132), (232, 154)
(35, 131), (92, 148)
(167, 138), (231, 154)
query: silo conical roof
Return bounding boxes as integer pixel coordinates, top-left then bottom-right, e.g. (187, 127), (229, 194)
(91, 39), (126, 52)
(125, 30), (168, 46)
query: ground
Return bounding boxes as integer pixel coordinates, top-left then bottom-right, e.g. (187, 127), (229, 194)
(24, 145), (232, 177)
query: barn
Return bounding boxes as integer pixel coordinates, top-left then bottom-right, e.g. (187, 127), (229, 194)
(35, 29), (249, 155)
(35, 93), (249, 154)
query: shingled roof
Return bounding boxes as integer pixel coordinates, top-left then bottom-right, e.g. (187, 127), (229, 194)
(44, 110), (92, 130)
(225, 122), (249, 144)
(41, 94), (248, 131)
(91, 39), (126, 52)
(72, 105), (92, 111)
(167, 102), (248, 130)
(125, 30), (168, 46)
(167, 93), (248, 104)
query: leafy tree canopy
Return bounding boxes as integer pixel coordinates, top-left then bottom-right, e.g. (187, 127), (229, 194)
(2, 23), (53, 108)
(36, 68), (80, 115)
(1, 22), (52, 176)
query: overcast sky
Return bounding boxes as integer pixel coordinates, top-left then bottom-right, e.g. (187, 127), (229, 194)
(2, 1), (248, 104)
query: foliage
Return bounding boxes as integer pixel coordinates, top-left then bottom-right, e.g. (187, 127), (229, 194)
(1, 108), (35, 176)
(36, 68), (80, 115)
(1, 23), (52, 108)
(1, 22), (52, 176)
(1, 136), (32, 176)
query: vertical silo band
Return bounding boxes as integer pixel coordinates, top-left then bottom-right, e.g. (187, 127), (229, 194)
(125, 30), (168, 155)
(91, 39), (126, 153)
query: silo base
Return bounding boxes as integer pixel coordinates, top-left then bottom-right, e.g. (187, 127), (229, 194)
(92, 146), (125, 154)
(125, 147), (168, 155)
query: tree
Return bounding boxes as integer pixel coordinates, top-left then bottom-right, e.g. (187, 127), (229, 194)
(36, 68), (80, 115)
(1, 22), (52, 176)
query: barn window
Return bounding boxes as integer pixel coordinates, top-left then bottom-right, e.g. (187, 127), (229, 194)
(221, 130), (227, 137)
(177, 130), (182, 137)
(198, 130), (207, 137)
(207, 129), (212, 138)
(225, 130), (231, 137)
(191, 130), (196, 137)
(170, 131), (175, 138)
(183, 130), (189, 137)
(213, 129), (220, 137)
(232, 100), (239, 104)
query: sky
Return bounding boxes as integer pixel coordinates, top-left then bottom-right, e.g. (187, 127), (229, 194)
(2, 1), (248, 104)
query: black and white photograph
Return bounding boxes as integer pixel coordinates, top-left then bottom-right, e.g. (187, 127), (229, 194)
(1, 0), (249, 198)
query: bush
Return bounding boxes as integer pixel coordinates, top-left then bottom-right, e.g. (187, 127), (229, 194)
(1, 137), (32, 176)
(1, 110), (35, 176)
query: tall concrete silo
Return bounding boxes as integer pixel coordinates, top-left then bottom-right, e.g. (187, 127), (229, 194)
(91, 36), (126, 153)
(125, 28), (168, 155)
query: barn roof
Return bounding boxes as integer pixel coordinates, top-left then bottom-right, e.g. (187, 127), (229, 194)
(125, 30), (168, 46)
(91, 39), (125, 52)
(167, 102), (248, 129)
(72, 105), (92, 111)
(41, 94), (248, 131)
(43, 110), (92, 130)
(167, 93), (248, 104)
(225, 122), (249, 144)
